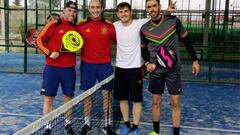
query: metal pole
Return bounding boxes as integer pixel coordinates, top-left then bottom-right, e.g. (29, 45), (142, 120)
(203, 0), (211, 82)
(83, 0), (87, 18)
(223, 0), (230, 41)
(187, 0), (190, 30)
(49, 0), (52, 14)
(24, 0), (28, 72)
(4, 0), (9, 53)
(203, 0), (211, 48)
(1, 0), (5, 40)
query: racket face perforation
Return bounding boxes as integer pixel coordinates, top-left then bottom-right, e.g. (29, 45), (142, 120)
(62, 30), (83, 52)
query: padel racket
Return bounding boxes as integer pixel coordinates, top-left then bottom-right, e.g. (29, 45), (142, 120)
(61, 30), (83, 52)
(25, 29), (83, 52)
(25, 28), (39, 48)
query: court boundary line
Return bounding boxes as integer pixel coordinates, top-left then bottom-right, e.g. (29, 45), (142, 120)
(140, 122), (240, 133)
(0, 112), (41, 117)
(2, 112), (239, 133)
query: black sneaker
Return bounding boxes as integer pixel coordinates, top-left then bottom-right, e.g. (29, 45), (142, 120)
(102, 125), (116, 135)
(64, 124), (75, 135)
(42, 128), (52, 135)
(80, 124), (92, 135)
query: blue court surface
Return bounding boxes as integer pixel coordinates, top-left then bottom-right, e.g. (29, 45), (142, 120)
(0, 72), (239, 135)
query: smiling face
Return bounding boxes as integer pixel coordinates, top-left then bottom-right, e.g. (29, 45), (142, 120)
(63, 4), (77, 22)
(146, 0), (161, 20)
(117, 6), (133, 24)
(88, 0), (103, 20)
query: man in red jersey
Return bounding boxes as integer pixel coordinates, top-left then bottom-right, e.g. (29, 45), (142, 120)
(77, 0), (116, 134)
(35, 1), (77, 135)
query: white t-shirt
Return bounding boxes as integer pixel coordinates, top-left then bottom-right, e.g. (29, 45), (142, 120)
(114, 19), (149, 68)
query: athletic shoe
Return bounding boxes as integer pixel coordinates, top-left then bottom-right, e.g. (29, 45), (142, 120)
(132, 129), (140, 135)
(148, 130), (160, 135)
(64, 124), (74, 135)
(102, 125), (116, 135)
(119, 124), (131, 135)
(80, 124), (92, 135)
(42, 128), (52, 135)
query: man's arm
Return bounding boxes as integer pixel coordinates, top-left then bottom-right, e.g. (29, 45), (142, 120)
(141, 44), (156, 73)
(140, 30), (156, 72)
(175, 17), (200, 75)
(36, 20), (60, 59)
(181, 33), (200, 75)
(164, 1), (177, 15)
(36, 21), (56, 56)
(141, 44), (150, 63)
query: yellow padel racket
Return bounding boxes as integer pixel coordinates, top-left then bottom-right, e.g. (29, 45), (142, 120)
(62, 30), (83, 52)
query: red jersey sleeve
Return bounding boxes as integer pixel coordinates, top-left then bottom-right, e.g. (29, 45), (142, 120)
(36, 20), (58, 56)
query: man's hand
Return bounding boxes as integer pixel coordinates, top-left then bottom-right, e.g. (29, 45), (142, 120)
(49, 51), (60, 59)
(192, 60), (200, 76)
(146, 63), (156, 73)
(167, 1), (177, 13)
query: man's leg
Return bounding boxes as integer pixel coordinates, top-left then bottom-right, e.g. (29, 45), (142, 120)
(80, 62), (96, 128)
(120, 100), (129, 123)
(152, 94), (162, 134)
(83, 96), (92, 126)
(64, 95), (73, 125)
(102, 90), (112, 127)
(132, 102), (142, 130)
(43, 96), (55, 115)
(166, 70), (182, 135)
(119, 100), (132, 130)
(97, 63), (114, 128)
(80, 97), (93, 135)
(63, 95), (75, 135)
(43, 96), (55, 130)
(170, 95), (181, 135)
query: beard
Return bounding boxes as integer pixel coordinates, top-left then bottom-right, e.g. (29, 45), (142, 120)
(149, 8), (161, 20)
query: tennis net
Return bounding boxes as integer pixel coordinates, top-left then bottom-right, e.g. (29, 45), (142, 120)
(14, 74), (121, 135)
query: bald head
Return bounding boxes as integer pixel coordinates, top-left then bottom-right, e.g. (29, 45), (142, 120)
(89, 0), (102, 7)
(88, 0), (103, 19)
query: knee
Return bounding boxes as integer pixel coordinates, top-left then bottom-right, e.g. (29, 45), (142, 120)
(171, 100), (180, 108)
(44, 96), (54, 102)
(120, 100), (128, 105)
(152, 99), (161, 107)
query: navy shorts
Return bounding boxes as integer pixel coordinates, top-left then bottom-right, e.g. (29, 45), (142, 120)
(149, 69), (182, 95)
(41, 65), (76, 97)
(80, 61), (113, 91)
(114, 67), (143, 102)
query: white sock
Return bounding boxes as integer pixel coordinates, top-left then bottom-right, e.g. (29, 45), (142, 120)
(84, 116), (91, 126)
(65, 119), (70, 126)
(108, 118), (112, 126)
(46, 123), (51, 129)
(105, 118), (112, 127)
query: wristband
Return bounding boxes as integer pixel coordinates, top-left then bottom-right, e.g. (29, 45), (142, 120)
(144, 61), (150, 67)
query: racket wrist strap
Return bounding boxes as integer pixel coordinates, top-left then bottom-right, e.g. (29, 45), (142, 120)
(48, 51), (52, 56)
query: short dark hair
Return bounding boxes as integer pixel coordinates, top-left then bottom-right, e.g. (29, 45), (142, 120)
(65, 1), (77, 9)
(146, 0), (160, 4)
(117, 2), (132, 12)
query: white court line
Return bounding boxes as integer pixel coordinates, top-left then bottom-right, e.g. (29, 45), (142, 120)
(1, 114), (240, 133)
(0, 112), (41, 117)
(140, 122), (240, 133)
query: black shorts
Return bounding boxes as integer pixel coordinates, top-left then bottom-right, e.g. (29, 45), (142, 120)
(114, 67), (143, 102)
(149, 69), (182, 95)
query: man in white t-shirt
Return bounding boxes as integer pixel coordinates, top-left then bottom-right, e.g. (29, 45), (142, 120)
(113, 2), (175, 135)
(113, 2), (148, 135)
